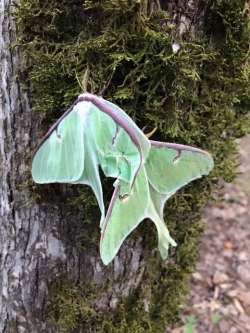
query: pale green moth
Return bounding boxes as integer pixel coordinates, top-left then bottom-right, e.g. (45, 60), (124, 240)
(32, 93), (214, 265)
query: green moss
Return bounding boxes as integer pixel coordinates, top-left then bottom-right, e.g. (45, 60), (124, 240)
(46, 241), (201, 333)
(16, 0), (249, 332)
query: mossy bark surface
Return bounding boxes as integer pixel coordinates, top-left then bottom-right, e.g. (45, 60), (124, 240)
(0, 0), (249, 332)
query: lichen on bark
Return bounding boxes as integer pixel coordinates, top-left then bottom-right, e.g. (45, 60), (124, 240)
(14, 0), (250, 332)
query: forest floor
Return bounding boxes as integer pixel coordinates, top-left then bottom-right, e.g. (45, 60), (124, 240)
(171, 135), (250, 333)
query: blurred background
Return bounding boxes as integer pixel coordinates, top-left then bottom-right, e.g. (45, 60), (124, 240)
(172, 135), (250, 332)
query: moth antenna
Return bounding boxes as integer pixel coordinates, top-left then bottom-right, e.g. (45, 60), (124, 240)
(82, 66), (90, 92)
(145, 127), (158, 138)
(75, 70), (84, 91)
(99, 71), (115, 96)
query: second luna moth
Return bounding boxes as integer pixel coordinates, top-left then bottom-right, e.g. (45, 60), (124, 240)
(32, 93), (214, 265)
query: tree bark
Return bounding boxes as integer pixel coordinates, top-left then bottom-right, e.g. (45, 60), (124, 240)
(0, 3), (148, 331)
(0, 0), (214, 332)
(0, 1), (65, 331)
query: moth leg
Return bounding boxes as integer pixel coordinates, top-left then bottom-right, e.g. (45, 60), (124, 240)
(112, 124), (120, 145)
(117, 153), (133, 198)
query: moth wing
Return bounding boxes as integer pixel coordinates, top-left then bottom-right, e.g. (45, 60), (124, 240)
(32, 102), (90, 183)
(146, 141), (214, 197)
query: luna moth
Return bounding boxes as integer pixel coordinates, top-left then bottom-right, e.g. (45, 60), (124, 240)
(32, 93), (214, 265)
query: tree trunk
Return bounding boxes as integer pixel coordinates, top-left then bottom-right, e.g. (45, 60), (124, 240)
(0, 2), (151, 331)
(0, 1), (64, 331)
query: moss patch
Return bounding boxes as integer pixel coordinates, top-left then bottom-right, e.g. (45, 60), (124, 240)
(16, 0), (249, 332)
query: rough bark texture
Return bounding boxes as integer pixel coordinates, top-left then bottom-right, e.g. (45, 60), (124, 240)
(0, 3), (148, 331)
(0, 2), (66, 331)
